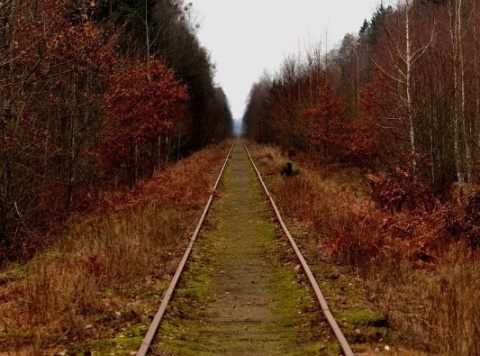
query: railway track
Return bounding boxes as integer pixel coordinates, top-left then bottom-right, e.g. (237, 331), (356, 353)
(137, 139), (354, 355)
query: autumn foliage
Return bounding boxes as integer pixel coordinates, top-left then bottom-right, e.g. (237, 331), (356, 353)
(0, 0), (119, 258)
(0, 0), (232, 262)
(0, 141), (232, 353)
(251, 142), (480, 353)
(303, 84), (346, 169)
(102, 59), (189, 184)
(243, 2), (480, 351)
(244, 1), (480, 201)
(344, 73), (402, 169)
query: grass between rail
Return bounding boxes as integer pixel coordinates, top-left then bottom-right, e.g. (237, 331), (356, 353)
(153, 141), (337, 355)
(248, 141), (480, 354)
(0, 140), (234, 355)
(3, 138), (479, 354)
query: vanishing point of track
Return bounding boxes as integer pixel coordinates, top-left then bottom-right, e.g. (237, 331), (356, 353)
(137, 139), (354, 356)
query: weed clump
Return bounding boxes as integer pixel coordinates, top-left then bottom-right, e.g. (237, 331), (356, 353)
(248, 142), (480, 354)
(280, 162), (299, 177)
(0, 140), (233, 354)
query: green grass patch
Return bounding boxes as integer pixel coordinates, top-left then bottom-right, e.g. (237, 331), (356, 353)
(154, 143), (339, 355)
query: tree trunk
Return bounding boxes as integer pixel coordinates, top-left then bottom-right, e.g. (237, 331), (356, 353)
(130, 138), (139, 186)
(475, 29), (480, 173)
(458, 0), (471, 182)
(405, 2), (417, 173)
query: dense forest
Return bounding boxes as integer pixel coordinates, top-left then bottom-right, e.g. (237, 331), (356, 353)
(2, 1), (480, 353)
(244, 0), (480, 207)
(0, 0), (232, 262)
(243, 2), (480, 351)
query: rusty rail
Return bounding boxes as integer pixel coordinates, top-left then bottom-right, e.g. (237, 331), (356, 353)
(242, 140), (354, 356)
(136, 139), (236, 356)
(137, 138), (353, 355)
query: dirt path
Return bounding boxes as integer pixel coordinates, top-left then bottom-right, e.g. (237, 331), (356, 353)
(153, 141), (336, 355)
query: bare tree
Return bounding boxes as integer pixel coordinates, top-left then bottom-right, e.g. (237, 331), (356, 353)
(373, 0), (434, 174)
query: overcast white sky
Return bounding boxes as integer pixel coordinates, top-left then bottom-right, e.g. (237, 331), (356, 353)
(189, 0), (381, 119)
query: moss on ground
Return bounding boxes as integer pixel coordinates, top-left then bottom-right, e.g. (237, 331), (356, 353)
(154, 142), (337, 355)
(72, 325), (146, 355)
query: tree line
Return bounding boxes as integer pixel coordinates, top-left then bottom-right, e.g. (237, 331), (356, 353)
(0, 0), (232, 261)
(243, 0), (479, 206)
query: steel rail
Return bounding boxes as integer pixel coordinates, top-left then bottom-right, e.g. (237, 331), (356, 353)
(242, 140), (354, 356)
(137, 138), (236, 356)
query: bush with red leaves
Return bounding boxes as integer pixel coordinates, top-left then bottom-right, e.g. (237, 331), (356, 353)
(463, 191), (480, 248)
(366, 166), (436, 213)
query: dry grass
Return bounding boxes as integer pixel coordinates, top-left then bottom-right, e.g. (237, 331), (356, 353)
(248, 140), (480, 354)
(423, 248), (480, 354)
(0, 140), (233, 354)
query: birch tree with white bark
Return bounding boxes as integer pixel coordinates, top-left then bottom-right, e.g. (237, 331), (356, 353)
(374, 0), (434, 175)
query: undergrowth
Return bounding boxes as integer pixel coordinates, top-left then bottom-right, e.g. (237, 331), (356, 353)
(249, 141), (480, 354)
(0, 140), (233, 354)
